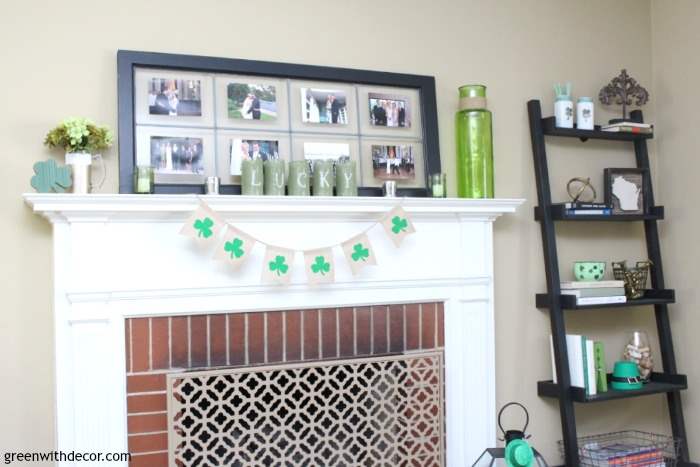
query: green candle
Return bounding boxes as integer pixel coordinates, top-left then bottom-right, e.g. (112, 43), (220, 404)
(264, 159), (286, 196)
(288, 160), (310, 196)
(335, 160), (357, 196)
(312, 160), (334, 196)
(241, 159), (264, 195)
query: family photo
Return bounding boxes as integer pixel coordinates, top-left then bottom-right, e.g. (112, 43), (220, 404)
(229, 139), (280, 175)
(303, 142), (351, 161)
(150, 136), (204, 174)
(368, 93), (410, 128)
(227, 83), (277, 121)
(301, 88), (348, 125)
(148, 78), (202, 116)
(371, 144), (415, 180)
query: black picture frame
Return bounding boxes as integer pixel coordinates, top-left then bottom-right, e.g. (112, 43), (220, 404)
(604, 167), (649, 215)
(117, 50), (441, 196)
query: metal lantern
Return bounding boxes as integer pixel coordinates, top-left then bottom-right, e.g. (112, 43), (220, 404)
(472, 402), (549, 467)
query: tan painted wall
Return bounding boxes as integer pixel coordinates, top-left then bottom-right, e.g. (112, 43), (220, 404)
(2, 0), (684, 463)
(652, 0), (700, 457)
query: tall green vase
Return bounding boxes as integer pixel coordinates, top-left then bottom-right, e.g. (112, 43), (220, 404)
(455, 84), (494, 198)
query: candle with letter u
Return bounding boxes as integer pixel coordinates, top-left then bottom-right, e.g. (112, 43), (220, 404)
(264, 159), (286, 196)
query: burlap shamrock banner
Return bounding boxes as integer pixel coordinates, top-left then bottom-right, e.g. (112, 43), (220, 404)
(341, 233), (377, 275)
(304, 248), (335, 285)
(381, 206), (416, 247)
(214, 225), (256, 269)
(262, 246), (295, 285)
(180, 202), (225, 244)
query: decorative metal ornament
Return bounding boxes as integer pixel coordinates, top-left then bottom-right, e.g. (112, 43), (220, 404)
(566, 177), (597, 203)
(599, 69), (649, 123)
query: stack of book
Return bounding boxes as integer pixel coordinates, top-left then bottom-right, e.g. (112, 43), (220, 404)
(556, 202), (613, 217)
(584, 443), (665, 466)
(550, 335), (608, 396)
(561, 280), (627, 306)
(601, 122), (653, 135)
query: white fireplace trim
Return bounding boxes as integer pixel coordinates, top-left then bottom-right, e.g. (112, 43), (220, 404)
(25, 194), (523, 467)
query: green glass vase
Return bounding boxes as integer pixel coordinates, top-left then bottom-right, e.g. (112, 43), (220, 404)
(455, 84), (494, 198)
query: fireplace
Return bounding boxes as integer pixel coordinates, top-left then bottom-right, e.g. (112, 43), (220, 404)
(24, 194), (522, 466)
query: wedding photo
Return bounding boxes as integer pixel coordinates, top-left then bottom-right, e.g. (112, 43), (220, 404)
(301, 88), (348, 124)
(368, 93), (410, 128)
(150, 136), (204, 174)
(229, 139), (280, 175)
(303, 141), (351, 160)
(227, 83), (277, 121)
(371, 144), (415, 180)
(148, 78), (202, 116)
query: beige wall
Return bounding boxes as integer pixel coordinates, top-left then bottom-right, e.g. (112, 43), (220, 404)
(652, 0), (700, 457)
(2, 0), (691, 463)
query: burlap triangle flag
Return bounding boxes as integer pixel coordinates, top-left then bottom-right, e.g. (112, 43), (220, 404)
(214, 225), (256, 270)
(180, 202), (225, 244)
(262, 245), (295, 285)
(304, 248), (335, 285)
(381, 206), (416, 247)
(341, 233), (377, 275)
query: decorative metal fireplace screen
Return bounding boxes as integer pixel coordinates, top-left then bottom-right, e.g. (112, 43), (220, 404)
(168, 351), (445, 466)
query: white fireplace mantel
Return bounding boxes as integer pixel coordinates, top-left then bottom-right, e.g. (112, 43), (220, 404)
(24, 194), (523, 466)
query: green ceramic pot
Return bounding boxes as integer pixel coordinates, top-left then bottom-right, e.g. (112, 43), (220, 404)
(574, 261), (606, 281)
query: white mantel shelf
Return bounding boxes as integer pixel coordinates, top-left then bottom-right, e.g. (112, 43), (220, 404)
(23, 193), (524, 223)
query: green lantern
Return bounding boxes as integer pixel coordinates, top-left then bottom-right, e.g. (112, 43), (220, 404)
(456, 84), (494, 198)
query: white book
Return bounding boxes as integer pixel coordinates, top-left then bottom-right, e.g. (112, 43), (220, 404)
(602, 122), (652, 129)
(576, 295), (627, 306)
(561, 280), (624, 290)
(561, 287), (626, 298)
(550, 334), (586, 390)
(586, 339), (597, 396)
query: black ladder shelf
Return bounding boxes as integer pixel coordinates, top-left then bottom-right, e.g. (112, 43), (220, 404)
(527, 100), (696, 466)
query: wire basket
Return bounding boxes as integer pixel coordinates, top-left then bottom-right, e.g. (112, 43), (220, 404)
(558, 430), (680, 466)
(612, 261), (652, 299)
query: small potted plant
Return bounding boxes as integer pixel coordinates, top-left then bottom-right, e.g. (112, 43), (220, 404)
(44, 117), (113, 194)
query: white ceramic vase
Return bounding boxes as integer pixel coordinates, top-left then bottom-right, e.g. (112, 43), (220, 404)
(65, 152), (92, 194)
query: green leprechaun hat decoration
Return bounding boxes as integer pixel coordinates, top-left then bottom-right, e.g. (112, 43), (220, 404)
(611, 360), (643, 390)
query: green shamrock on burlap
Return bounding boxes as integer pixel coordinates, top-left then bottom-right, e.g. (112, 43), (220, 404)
(269, 255), (289, 276)
(311, 256), (331, 275)
(224, 238), (245, 259)
(193, 217), (214, 238)
(351, 243), (369, 262)
(391, 216), (408, 234)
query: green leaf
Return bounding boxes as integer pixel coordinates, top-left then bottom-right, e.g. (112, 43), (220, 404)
(351, 243), (369, 262)
(193, 217), (214, 238)
(269, 255), (289, 276)
(224, 237), (245, 259)
(391, 216), (408, 234)
(311, 255), (331, 275)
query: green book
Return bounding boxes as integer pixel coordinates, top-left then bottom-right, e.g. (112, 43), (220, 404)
(581, 336), (589, 396)
(594, 341), (608, 393)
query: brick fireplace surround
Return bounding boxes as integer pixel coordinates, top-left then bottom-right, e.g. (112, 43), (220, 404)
(24, 194), (521, 466)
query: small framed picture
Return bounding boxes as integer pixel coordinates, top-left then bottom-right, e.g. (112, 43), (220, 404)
(604, 168), (649, 215)
(229, 138), (280, 175)
(300, 87), (348, 125)
(148, 78), (202, 116)
(227, 83), (277, 121)
(303, 141), (351, 161)
(368, 93), (410, 128)
(371, 144), (415, 181)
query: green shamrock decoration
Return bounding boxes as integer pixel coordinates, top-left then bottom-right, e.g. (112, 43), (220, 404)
(193, 217), (214, 238)
(269, 255), (289, 276)
(391, 216), (408, 234)
(224, 238), (245, 259)
(311, 256), (331, 275)
(30, 159), (72, 193)
(351, 243), (369, 262)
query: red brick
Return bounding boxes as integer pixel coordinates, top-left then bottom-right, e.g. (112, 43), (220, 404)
(171, 316), (188, 368)
(131, 318), (149, 372)
(151, 317), (169, 370)
(421, 304), (436, 349)
(389, 304), (405, 353)
(302, 309), (319, 360)
(285, 310), (302, 362)
(267, 312), (284, 363)
(372, 306), (388, 354)
(355, 307), (371, 355)
(228, 314), (245, 366)
(338, 307), (354, 357)
(248, 313), (265, 364)
(437, 302), (445, 347)
(405, 304), (421, 350)
(128, 432), (168, 454)
(190, 315), (208, 368)
(127, 374), (166, 394)
(127, 393), (167, 414)
(129, 451), (168, 467)
(209, 314), (227, 367)
(125, 319), (131, 372)
(127, 413), (167, 434)
(321, 308), (337, 359)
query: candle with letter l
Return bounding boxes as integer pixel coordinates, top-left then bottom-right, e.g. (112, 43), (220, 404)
(241, 159), (264, 195)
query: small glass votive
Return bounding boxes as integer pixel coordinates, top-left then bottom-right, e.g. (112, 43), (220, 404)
(429, 173), (447, 198)
(133, 166), (154, 194)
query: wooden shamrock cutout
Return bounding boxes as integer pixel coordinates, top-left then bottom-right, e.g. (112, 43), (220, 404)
(31, 159), (72, 193)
